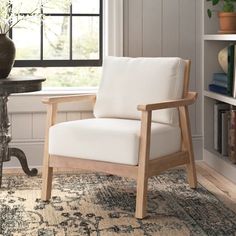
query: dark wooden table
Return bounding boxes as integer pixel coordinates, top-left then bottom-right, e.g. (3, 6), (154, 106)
(0, 76), (46, 187)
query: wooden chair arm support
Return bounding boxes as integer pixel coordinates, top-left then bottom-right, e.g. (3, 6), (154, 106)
(42, 94), (96, 105)
(137, 92), (197, 111)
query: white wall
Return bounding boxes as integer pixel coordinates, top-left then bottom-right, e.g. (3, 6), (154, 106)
(4, 0), (203, 168)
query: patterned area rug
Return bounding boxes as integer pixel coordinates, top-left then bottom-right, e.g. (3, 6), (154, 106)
(0, 169), (236, 236)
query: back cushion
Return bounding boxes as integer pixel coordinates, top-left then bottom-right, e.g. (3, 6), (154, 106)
(94, 57), (186, 124)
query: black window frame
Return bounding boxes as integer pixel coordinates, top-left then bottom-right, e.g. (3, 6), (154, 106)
(10, 0), (103, 68)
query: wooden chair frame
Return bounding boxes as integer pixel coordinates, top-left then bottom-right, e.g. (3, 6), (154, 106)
(41, 60), (197, 219)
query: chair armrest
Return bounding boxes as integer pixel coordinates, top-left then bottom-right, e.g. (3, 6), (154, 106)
(42, 94), (96, 105)
(137, 92), (197, 111)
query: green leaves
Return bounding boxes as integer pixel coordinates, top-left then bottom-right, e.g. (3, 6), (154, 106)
(223, 2), (234, 12)
(212, 0), (220, 5)
(0, 0), (72, 34)
(207, 9), (212, 17)
(206, 0), (236, 18)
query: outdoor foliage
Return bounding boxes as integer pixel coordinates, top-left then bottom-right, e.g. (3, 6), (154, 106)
(0, 0), (101, 87)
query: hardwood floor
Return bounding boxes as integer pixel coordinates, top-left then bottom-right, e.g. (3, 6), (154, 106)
(197, 162), (236, 200)
(3, 161), (236, 211)
(196, 161), (236, 212)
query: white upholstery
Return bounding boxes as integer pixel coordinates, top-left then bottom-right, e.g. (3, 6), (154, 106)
(49, 118), (181, 165)
(94, 57), (186, 125)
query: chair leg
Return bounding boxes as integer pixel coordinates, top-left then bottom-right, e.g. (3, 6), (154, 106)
(135, 110), (151, 219)
(41, 161), (53, 201)
(41, 103), (57, 201)
(135, 177), (148, 219)
(185, 120), (197, 189)
(179, 106), (197, 189)
(186, 151), (197, 189)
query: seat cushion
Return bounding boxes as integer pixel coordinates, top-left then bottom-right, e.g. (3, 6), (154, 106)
(94, 57), (186, 125)
(49, 118), (181, 165)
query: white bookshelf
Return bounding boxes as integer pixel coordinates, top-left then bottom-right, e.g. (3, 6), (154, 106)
(203, 1), (236, 183)
(204, 34), (236, 41)
(204, 90), (236, 106)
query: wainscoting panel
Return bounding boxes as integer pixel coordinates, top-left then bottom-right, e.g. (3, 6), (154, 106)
(142, 0), (162, 57)
(5, 142), (44, 168)
(11, 113), (33, 140)
(67, 112), (82, 121)
(126, 0), (143, 56)
(179, 0), (197, 133)
(5, 108), (93, 168)
(81, 112), (94, 119)
(195, 0), (203, 139)
(57, 112), (67, 123)
(124, 0), (202, 158)
(162, 0), (180, 57)
(32, 113), (47, 140)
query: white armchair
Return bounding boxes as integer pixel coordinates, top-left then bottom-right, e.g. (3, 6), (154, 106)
(41, 57), (197, 219)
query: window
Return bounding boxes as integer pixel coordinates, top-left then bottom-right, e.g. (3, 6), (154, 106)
(10, 0), (103, 88)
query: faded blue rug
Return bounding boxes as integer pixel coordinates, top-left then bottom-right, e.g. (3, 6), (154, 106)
(0, 169), (236, 236)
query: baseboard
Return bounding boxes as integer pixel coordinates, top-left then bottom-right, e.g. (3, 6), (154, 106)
(3, 135), (203, 168)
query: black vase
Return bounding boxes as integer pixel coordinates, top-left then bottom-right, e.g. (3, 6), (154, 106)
(0, 34), (16, 79)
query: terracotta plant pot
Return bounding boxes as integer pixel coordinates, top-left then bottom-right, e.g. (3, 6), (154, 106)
(0, 34), (15, 78)
(218, 12), (236, 33)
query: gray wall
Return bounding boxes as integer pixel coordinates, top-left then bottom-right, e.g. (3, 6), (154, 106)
(123, 0), (203, 159)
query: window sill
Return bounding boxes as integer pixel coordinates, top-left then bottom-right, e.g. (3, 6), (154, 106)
(8, 87), (96, 113)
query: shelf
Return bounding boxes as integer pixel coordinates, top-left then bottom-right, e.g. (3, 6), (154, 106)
(204, 90), (236, 105)
(204, 34), (236, 41)
(204, 147), (234, 164)
(204, 149), (236, 184)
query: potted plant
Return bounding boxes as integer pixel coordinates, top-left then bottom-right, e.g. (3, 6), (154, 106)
(207, 0), (236, 33)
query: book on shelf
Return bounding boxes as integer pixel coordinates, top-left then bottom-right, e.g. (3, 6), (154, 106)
(221, 111), (229, 156)
(213, 102), (236, 163)
(212, 73), (228, 83)
(228, 110), (236, 164)
(213, 103), (230, 152)
(233, 45), (236, 98)
(227, 44), (234, 96)
(212, 73), (228, 87)
(209, 84), (228, 95)
(209, 73), (229, 95)
(212, 80), (227, 88)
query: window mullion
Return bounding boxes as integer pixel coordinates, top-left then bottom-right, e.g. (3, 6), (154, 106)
(99, 0), (103, 62)
(70, 4), (73, 60)
(40, 2), (44, 60)
(13, 0), (103, 67)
